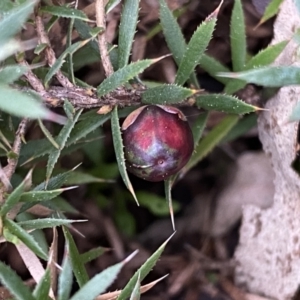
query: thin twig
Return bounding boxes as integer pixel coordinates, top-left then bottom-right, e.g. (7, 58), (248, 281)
(96, 0), (114, 77)
(35, 15), (74, 88)
(0, 118), (28, 204)
(18, 60), (45, 92)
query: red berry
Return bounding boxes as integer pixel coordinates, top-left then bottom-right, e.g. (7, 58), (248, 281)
(122, 105), (194, 182)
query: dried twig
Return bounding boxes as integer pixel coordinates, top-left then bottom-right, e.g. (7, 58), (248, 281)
(18, 60), (45, 92)
(0, 118), (28, 204)
(35, 15), (74, 88)
(95, 0), (114, 77)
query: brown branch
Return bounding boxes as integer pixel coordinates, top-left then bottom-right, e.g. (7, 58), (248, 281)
(18, 85), (143, 108)
(95, 0), (114, 77)
(18, 60), (45, 93)
(35, 15), (74, 88)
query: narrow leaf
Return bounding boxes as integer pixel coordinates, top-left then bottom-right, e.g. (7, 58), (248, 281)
(70, 261), (124, 300)
(159, 0), (186, 65)
(0, 174), (27, 216)
(40, 6), (90, 21)
(21, 187), (74, 202)
(164, 179), (175, 230)
(106, 0), (122, 14)
(230, 0), (246, 71)
(0, 261), (35, 300)
(18, 218), (85, 230)
(38, 119), (60, 149)
(142, 84), (196, 105)
(175, 17), (217, 85)
(258, 0), (284, 26)
(218, 66), (300, 87)
(192, 112), (209, 146)
(45, 40), (90, 87)
(0, 0), (36, 44)
(80, 247), (108, 264)
(63, 226), (89, 287)
(117, 234), (174, 300)
(196, 94), (257, 114)
(46, 104), (82, 182)
(58, 255), (73, 300)
(118, 0), (139, 68)
(97, 59), (157, 97)
(111, 107), (138, 204)
(4, 218), (48, 260)
(198, 54), (230, 85)
(20, 112), (110, 164)
(33, 268), (51, 300)
(222, 113), (257, 143)
(181, 115), (239, 176)
(0, 65), (28, 84)
(225, 41), (288, 94)
(246, 41), (288, 69)
(129, 273), (141, 300)
(0, 85), (63, 122)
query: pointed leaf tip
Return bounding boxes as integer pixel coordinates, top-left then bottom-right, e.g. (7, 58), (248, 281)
(206, 0), (224, 20)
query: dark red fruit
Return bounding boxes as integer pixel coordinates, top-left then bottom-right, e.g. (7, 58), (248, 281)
(122, 105), (194, 182)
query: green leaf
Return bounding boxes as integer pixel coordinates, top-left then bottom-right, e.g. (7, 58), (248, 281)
(136, 191), (180, 216)
(34, 43), (48, 55)
(224, 41), (288, 94)
(164, 178), (175, 230)
(258, 0), (284, 25)
(182, 115), (239, 175)
(106, 0), (122, 13)
(198, 54), (230, 85)
(246, 41), (287, 69)
(17, 218), (84, 230)
(141, 84), (196, 105)
(97, 59), (156, 97)
(63, 226), (89, 287)
(0, 0), (36, 44)
(196, 94), (257, 114)
(4, 218), (48, 260)
(0, 85), (62, 121)
(80, 247), (107, 264)
(0, 175), (26, 216)
(175, 17), (216, 85)
(44, 39), (90, 87)
(46, 103), (82, 182)
(159, 0), (186, 66)
(230, 0), (246, 71)
(129, 273), (141, 300)
(20, 188), (74, 203)
(192, 112), (209, 145)
(117, 234), (174, 300)
(35, 169), (74, 191)
(70, 261), (125, 300)
(0, 261), (35, 300)
(65, 171), (114, 185)
(0, 65), (28, 84)
(111, 106), (138, 204)
(58, 255), (73, 300)
(40, 5), (90, 21)
(33, 269), (51, 300)
(218, 66), (300, 87)
(38, 118), (60, 149)
(19, 113), (109, 165)
(222, 113), (257, 143)
(118, 0), (139, 68)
